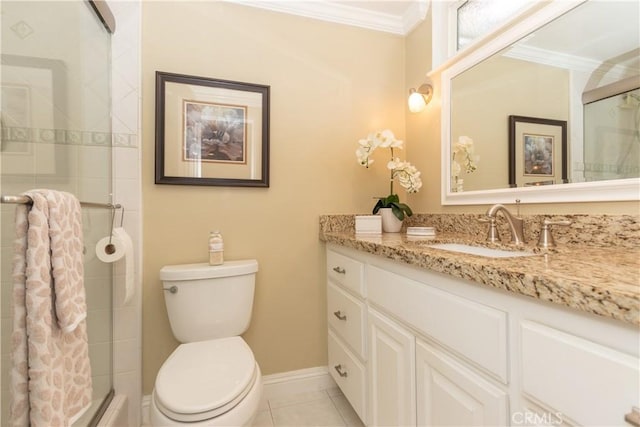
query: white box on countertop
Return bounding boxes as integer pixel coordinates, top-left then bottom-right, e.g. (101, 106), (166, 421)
(355, 215), (382, 235)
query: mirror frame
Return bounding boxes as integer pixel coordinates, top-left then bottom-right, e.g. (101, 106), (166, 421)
(433, 0), (640, 205)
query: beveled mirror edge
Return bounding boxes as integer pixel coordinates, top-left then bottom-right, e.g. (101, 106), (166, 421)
(433, 0), (640, 205)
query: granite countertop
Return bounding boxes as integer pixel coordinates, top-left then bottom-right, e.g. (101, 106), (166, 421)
(320, 229), (640, 326)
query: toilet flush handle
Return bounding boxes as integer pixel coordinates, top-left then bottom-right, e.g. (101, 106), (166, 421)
(163, 285), (178, 294)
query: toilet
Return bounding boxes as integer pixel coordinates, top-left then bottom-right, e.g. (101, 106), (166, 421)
(150, 260), (262, 426)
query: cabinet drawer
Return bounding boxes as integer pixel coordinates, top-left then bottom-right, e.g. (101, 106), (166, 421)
(327, 250), (365, 297)
(327, 281), (366, 359)
(328, 329), (367, 424)
(521, 321), (639, 426)
(367, 265), (508, 383)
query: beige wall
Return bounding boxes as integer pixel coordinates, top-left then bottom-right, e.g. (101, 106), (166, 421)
(405, 15), (437, 209)
(142, 2), (639, 394)
(141, 2), (406, 393)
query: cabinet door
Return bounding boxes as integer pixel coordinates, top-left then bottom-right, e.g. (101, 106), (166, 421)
(368, 307), (416, 427)
(520, 321), (640, 426)
(416, 338), (509, 427)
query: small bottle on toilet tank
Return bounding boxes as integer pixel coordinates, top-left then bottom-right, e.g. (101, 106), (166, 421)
(208, 231), (224, 265)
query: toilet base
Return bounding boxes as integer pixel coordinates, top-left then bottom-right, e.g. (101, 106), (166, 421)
(150, 364), (263, 426)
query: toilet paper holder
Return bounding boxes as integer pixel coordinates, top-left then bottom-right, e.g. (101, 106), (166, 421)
(105, 206), (125, 255)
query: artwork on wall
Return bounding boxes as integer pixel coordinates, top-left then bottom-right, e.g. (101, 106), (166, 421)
(508, 115), (567, 188)
(183, 100), (247, 164)
(155, 71), (270, 187)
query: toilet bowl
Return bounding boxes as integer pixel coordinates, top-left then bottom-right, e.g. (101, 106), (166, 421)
(150, 261), (262, 426)
(149, 338), (262, 426)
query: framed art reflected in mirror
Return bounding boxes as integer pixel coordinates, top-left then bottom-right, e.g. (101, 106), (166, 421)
(508, 115), (567, 188)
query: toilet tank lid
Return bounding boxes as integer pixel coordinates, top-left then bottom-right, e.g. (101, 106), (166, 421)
(160, 260), (258, 281)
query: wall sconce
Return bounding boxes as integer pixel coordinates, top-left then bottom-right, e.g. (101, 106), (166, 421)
(408, 83), (433, 113)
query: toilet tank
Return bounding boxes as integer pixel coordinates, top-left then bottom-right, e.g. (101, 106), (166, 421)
(160, 260), (258, 343)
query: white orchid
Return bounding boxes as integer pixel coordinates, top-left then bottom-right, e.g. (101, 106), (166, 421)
(357, 130), (404, 167)
(452, 135), (478, 174)
(374, 129), (404, 148)
(451, 136), (478, 192)
(356, 129), (422, 221)
(394, 160), (423, 194)
(451, 160), (461, 178)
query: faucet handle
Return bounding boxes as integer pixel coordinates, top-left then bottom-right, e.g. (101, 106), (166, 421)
(478, 217), (500, 243)
(537, 218), (571, 248)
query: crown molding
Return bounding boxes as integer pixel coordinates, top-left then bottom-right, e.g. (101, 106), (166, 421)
(402, 0), (429, 35)
(226, 0), (429, 36)
(503, 44), (638, 84)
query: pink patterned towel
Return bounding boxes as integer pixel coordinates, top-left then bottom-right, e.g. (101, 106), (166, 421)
(9, 190), (92, 427)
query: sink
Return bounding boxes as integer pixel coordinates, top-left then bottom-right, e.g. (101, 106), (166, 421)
(427, 243), (535, 258)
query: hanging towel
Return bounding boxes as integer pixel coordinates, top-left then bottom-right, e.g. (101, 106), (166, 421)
(9, 190), (92, 427)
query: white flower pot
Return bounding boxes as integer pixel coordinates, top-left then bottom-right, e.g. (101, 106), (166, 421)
(379, 208), (403, 233)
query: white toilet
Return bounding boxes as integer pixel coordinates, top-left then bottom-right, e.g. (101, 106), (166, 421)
(150, 260), (263, 426)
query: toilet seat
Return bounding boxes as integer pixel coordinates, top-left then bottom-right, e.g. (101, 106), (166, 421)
(153, 337), (257, 423)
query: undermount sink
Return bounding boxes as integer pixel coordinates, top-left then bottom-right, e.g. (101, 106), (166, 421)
(428, 243), (535, 258)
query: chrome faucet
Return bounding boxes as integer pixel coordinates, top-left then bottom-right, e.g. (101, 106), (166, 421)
(485, 204), (525, 244)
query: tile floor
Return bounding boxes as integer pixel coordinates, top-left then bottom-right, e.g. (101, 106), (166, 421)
(253, 388), (365, 427)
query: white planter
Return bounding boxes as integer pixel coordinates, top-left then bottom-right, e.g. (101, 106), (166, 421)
(379, 208), (403, 233)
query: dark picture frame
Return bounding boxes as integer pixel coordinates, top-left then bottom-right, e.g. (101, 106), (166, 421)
(155, 71), (270, 187)
(508, 115), (567, 188)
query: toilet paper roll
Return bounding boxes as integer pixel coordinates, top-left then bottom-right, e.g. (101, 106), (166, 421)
(96, 227), (134, 304)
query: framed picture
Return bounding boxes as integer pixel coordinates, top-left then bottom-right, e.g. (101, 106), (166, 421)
(155, 71), (270, 187)
(508, 115), (567, 188)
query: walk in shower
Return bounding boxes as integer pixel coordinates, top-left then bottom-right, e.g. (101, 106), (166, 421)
(1, 1), (116, 425)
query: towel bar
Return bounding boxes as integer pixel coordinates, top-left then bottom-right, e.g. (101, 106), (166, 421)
(1, 194), (121, 210)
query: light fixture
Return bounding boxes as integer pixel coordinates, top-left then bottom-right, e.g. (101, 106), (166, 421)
(408, 83), (433, 113)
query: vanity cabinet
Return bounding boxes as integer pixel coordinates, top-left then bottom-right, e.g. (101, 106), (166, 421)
(366, 259), (508, 427)
(326, 244), (639, 427)
(326, 250), (367, 424)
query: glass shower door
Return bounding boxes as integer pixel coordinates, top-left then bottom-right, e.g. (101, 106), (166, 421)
(1, 1), (114, 425)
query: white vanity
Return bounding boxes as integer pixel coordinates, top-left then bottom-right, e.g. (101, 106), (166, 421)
(325, 242), (639, 426)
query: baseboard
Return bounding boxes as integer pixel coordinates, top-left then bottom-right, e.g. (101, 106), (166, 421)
(141, 366), (335, 425)
(262, 365), (336, 401)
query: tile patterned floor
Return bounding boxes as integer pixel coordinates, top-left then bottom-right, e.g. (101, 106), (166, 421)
(253, 388), (365, 427)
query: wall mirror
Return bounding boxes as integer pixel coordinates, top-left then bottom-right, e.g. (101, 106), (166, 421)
(438, 0), (639, 205)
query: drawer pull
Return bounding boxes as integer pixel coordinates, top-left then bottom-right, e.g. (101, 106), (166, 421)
(625, 406), (640, 427)
(334, 364), (348, 378)
(333, 310), (347, 321)
(332, 266), (346, 274)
